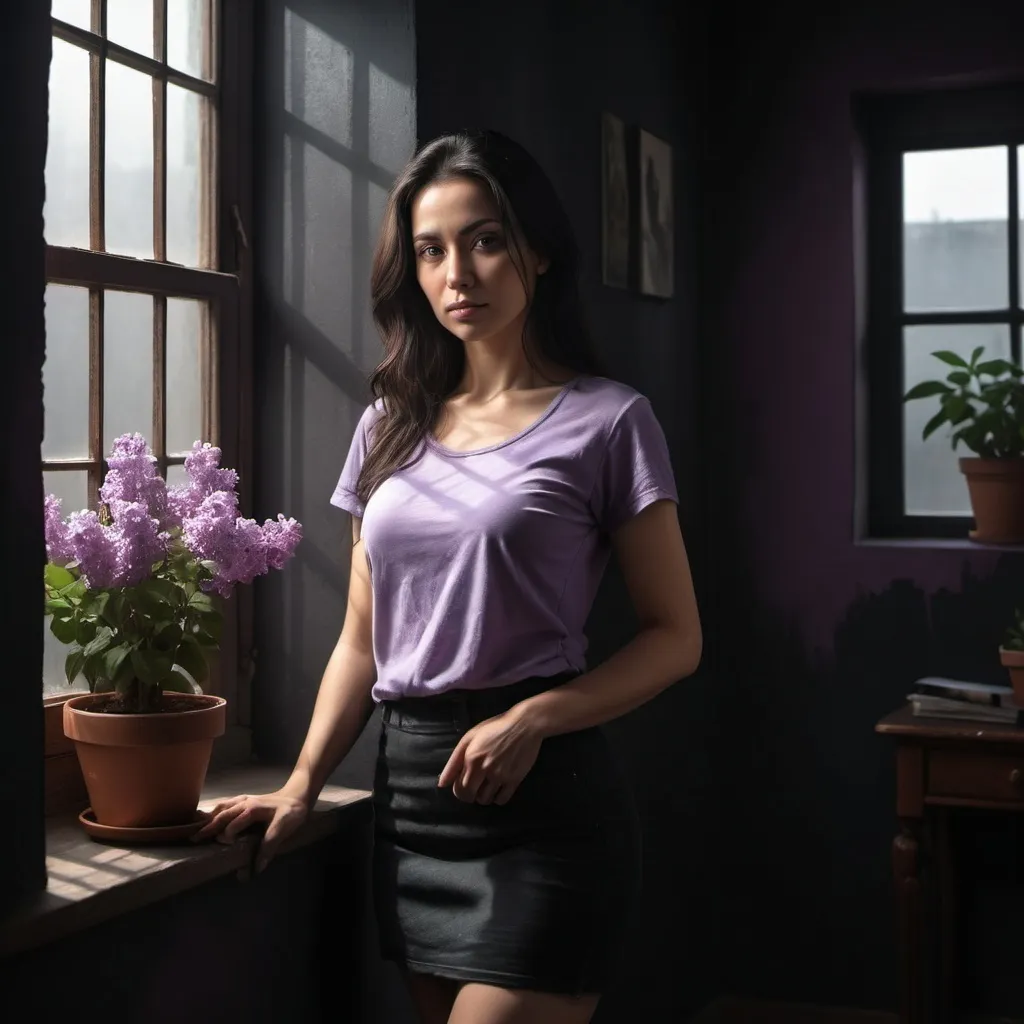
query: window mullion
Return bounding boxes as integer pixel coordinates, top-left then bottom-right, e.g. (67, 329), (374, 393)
(154, 296), (167, 470)
(88, 288), (104, 510)
(1009, 144), (1021, 366)
(153, 0), (167, 264)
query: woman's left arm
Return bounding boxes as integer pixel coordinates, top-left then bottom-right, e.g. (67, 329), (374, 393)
(514, 498), (702, 738)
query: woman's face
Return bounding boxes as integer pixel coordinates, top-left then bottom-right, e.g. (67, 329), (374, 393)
(410, 176), (547, 346)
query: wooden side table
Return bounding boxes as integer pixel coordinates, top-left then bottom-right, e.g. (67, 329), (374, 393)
(876, 708), (1024, 1024)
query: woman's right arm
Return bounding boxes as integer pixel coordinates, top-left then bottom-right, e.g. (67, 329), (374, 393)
(192, 517), (376, 868)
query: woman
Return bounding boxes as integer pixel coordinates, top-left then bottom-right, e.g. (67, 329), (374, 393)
(196, 129), (702, 1024)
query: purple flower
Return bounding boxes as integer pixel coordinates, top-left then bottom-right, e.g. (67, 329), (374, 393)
(262, 515), (303, 570)
(44, 494), (75, 566)
(100, 433), (171, 528)
(66, 511), (120, 588)
(168, 442), (239, 522)
(108, 500), (166, 586)
(181, 492), (302, 597)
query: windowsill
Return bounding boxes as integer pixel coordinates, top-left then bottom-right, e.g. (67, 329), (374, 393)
(0, 764), (372, 959)
(856, 536), (1024, 552)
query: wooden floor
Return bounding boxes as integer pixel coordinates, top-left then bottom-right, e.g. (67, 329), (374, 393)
(692, 997), (1024, 1024)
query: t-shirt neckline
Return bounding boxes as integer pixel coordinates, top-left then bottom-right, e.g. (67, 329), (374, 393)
(426, 376), (584, 458)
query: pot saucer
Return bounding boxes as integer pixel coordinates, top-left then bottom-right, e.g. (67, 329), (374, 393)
(78, 807), (211, 844)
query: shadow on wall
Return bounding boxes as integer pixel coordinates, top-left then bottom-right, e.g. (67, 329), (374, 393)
(252, 0), (415, 783)
(710, 555), (1024, 1012)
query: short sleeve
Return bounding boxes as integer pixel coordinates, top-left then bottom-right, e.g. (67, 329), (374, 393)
(330, 402), (381, 517)
(589, 396), (678, 533)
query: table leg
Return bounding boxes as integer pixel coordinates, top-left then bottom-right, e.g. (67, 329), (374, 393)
(936, 808), (956, 1024)
(894, 818), (928, 1024)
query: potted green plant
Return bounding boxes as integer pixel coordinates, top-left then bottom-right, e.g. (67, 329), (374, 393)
(903, 347), (1024, 543)
(1000, 608), (1024, 706)
(44, 434), (301, 837)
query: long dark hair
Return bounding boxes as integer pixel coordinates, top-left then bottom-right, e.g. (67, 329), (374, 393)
(357, 128), (603, 505)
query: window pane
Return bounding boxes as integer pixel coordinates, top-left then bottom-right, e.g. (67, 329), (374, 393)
(43, 284), (90, 460)
(103, 291), (154, 455)
(903, 324), (1012, 516)
(168, 0), (211, 80)
(105, 61), (154, 258)
(45, 38), (91, 248)
(52, 0), (92, 30)
(167, 85), (206, 267)
(106, 0), (154, 58)
(1019, 146), (1023, 307)
(167, 298), (204, 455)
(166, 463), (188, 488)
(43, 471), (91, 698)
(903, 147), (1008, 312)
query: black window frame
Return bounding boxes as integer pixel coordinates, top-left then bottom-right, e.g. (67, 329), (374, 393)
(857, 80), (1024, 539)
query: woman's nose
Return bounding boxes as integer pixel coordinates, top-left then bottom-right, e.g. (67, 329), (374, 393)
(446, 251), (474, 290)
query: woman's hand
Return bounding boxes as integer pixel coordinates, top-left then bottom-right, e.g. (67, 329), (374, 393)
(191, 789), (310, 872)
(438, 708), (543, 805)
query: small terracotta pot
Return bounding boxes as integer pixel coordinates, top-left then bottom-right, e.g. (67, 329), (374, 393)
(1000, 648), (1024, 707)
(63, 692), (226, 829)
(960, 457), (1024, 544)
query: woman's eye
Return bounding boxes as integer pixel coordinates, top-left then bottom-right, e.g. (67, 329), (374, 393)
(419, 245), (443, 258)
(475, 234), (502, 250)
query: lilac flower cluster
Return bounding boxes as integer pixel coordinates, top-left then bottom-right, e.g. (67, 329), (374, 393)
(44, 435), (302, 595)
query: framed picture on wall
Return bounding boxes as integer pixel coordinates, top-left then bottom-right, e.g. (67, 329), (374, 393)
(601, 111), (629, 289)
(639, 128), (673, 298)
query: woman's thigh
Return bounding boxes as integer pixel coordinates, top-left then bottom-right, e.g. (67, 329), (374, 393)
(401, 970), (459, 1024)
(447, 983), (599, 1024)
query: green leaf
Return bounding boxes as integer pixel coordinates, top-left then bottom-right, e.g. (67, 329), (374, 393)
(45, 564), (75, 590)
(976, 359), (1016, 377)
(76, 618), (99, 646)
(195, 608), (222, 642)
(49, 614), (79, 645)
(946, 370), (971, 387)
(922, 408), (949, 441)
(60, 578), (87, 602)
(81, 625), (114, 659)
(65, 644), (86, 685)
(45, 597), (73, 618)
(153, 622), (183, 654)
(943, 395), (972, 425)
(970, 345), (985, 367)
(904, 380), (953, 402)
(130, 647), (174, 687)
(102, 644), (132, 685)
(174, 636), (210, 685)
(80, 591), (111, 620)
(188, 591), (215, 615)
(932, 350), (969, 369)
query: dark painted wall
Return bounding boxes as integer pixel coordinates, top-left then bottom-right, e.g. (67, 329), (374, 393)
(2, 817), (378, 1024)
(3, 0), (48, 915)
(703, 0), (1024, 1013)
(416, 2), (717, 1020)
(250, 0), (415, 786)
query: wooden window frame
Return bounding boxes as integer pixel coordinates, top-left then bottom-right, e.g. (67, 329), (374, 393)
(43, 0), (254, 808)
(857, 81), (1024, 539)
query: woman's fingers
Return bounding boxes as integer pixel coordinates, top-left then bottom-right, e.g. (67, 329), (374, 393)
(192, 796), (249, 841)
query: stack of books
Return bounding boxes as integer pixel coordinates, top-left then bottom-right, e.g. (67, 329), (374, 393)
(908, 676), (1023, 725)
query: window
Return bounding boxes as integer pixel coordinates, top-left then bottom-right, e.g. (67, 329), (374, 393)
(42, 1), (252, 706)
(858, 82), (1024, 538)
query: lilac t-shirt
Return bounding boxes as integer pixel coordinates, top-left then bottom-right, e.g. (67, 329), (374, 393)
(330, 375), (678, 702)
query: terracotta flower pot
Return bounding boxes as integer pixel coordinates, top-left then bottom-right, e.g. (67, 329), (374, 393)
(960, 457), (1024, 544)
(1000, 648), (1024, 707)
(63, 692), (226, 829)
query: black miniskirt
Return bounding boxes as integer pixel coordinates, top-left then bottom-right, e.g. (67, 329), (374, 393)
(372, 672), (642, 995)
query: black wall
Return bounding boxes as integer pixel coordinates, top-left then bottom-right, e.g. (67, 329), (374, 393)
(416, 2), (718, 1019)
(702, 0), (1024, 1014)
